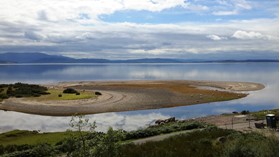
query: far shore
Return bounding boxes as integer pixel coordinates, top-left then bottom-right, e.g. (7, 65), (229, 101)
(0, 80), (264, 116)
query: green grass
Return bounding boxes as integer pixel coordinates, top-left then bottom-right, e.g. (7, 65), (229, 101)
(0, 87), (7, 94)
(32, 89), (96, 101)
(119, 128), (279, 157)
(252, 109), (278, 120)
(125, 121), (207, 140)
(0, 87), (8, 101)
(219, 109), (279, 118)
(0, 130), (73, 146)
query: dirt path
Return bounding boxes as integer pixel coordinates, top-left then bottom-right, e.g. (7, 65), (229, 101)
(131, 118), (277, 145)
(132, 129), (203, 145)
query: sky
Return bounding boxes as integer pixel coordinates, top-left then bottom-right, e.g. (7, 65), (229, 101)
(0, 0), (278, 59)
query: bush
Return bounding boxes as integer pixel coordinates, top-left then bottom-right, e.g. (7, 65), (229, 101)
(58, 94), (62, 97)
(241, 110), (250, 115)
(0, 145), (4, 155)
(4, 143), (55, 157)
(0, 94), (9, 99)
(0, 83), (50, 99)
(76, 92), (80, 95)
(119, 128), (232, 157)
(95, 91), (102, 96)
(125, 121), (206, 140)
(63, 88), (78, 94)
(222, 132), (279, 157)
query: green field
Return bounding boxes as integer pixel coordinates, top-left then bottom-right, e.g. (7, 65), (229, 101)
(0, 83), (97, 101)
(30, 89), (96, 101)
(252, 109), (279, 120)
(0, 130), (72, 146)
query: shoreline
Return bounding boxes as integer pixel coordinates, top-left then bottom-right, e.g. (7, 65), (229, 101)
(0, 80), (264, 116)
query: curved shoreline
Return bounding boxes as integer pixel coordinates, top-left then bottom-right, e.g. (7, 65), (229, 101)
(0, 80), (264, 116)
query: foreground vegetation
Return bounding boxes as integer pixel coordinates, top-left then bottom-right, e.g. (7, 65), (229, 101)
(120, 127), (278, 157)
(0, 115), (278, 157)
(0, 130), (72, 146)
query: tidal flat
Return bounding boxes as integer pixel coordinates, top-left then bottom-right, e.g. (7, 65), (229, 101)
(0, 80), (264, 116)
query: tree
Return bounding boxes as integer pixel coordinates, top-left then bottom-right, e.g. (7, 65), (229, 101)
(69, 115), (96, 157)
(93, 127), (124, 157)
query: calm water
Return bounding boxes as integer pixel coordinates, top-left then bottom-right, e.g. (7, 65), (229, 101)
(0, 62), (278, 132)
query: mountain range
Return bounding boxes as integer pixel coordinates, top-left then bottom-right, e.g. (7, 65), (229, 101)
(0, 52), (278, 63)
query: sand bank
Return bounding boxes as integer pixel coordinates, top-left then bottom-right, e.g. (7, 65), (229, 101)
(0, 80), (264, 116)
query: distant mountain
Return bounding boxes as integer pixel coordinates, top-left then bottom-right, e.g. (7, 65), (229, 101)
(112, 58), (183, 63)
(0, 52), (278, 63)
(0, 52), (74, 63)
(0, 60), (14, 63)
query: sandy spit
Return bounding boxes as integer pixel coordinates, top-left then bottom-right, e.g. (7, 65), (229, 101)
(0, 80), (264, 116)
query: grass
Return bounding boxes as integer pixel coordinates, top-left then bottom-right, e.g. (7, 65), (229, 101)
(0, 83), (96, 101)
(125, 121), (207, 140)
(0, 121), (205, 146)
(252, 109), (278, 120)
(31, 89), (96, 101)
(1, 120), (278, 157)
(119, 128), (279, 157)
(0, 87), (8, 101)
(219, 109), (279, 118)
(120, 128), (231, 157)
(0, 130), (73, 146)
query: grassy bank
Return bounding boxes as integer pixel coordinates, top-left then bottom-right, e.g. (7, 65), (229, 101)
(0, 83), (49, 100)
(1, 125), (278, 157)
(0, 130), (73, 146)
(120, 127), (278, 157)
(252, 109), (279, 120)
(31, 89), (96, 101)
(0, 83), (96, 102)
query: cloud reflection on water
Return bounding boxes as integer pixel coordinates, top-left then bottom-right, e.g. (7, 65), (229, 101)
(0, 111), (169, 133)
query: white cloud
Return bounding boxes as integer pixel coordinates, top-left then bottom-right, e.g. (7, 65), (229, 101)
(0, 0), (189, 24)
(122, 0), (186, 12)
(212, 10), (238, 16)
(0, 19), (278, 58)
(235, 0), (252, 10)
(213, 0), (252, 16)
(232, 30), (268, 40)
(207, 34), (227, 41)
(0, 1), (278, 58)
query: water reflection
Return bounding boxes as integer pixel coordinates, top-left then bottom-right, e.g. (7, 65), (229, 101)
(0, 63), (277, 83)
(0, 111), (169, 133)
(0, 63), (278, 132)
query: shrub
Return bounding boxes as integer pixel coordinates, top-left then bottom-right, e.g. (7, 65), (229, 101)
(76, 92), (80, 95)
(125, 121), (206, 140)
(58, 94), (62, 97)
(63, 88), (78, 94)
(221, 132), (279, 157)
(0, 94), (9, 99)
(0, 83), (50, 99)
(95, 91), (102, 96)
(241, 110), (250, 115)
(0, 145), (4, 155)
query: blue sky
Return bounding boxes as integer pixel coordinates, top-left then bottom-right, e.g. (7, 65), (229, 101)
(100, 1), (277, 23)
(0, 0), (278, 59)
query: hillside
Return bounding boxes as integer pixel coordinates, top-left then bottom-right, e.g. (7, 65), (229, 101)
(0, 52), (278, 63)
